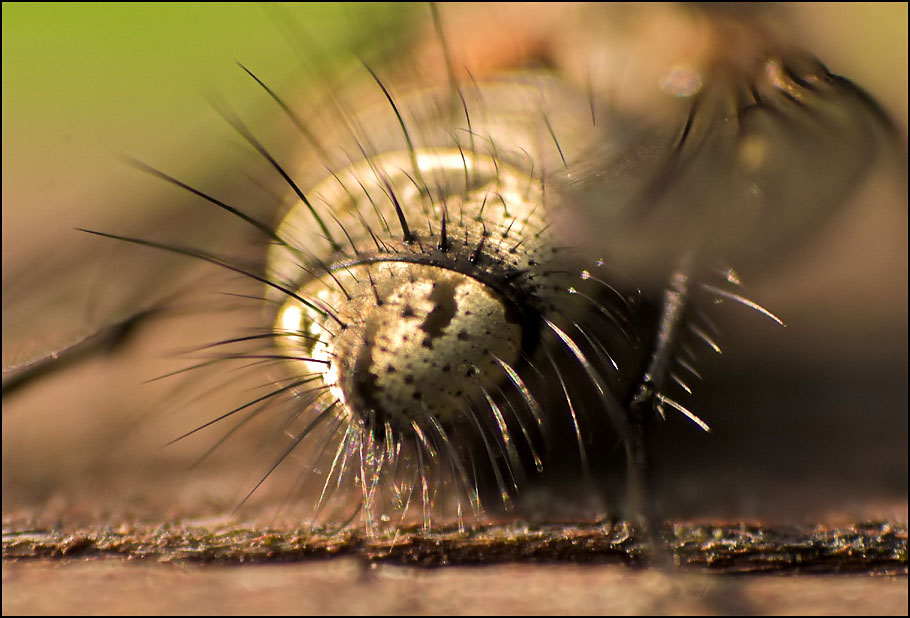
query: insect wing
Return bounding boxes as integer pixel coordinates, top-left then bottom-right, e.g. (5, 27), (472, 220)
(547, 15), (902, 286)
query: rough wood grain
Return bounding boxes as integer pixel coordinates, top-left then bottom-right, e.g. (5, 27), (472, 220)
(4, 520), (905, 574)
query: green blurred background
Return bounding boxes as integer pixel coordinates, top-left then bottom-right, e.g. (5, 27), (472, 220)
(2, 2), (414, 270)
(2, 2), (904, 265)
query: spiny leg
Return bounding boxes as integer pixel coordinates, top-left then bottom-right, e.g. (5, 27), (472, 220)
(627, 252), (695, 538)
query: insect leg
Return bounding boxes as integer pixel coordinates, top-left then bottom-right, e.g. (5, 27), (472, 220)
(627, 251), (696, 534)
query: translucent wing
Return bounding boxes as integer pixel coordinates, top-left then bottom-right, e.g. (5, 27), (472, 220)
(552, 55), (899, 283)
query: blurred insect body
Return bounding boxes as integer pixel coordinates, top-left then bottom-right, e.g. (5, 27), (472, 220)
(2, 3), (905, 533)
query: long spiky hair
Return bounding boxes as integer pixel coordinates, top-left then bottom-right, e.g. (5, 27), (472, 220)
(71, 3), (898, 534)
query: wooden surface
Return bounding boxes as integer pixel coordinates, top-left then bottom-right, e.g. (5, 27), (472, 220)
(3, 520), (906, 573)
(3, 558), (908, 616)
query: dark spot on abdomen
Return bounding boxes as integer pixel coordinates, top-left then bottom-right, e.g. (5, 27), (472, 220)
(419, 278), (459, 343)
